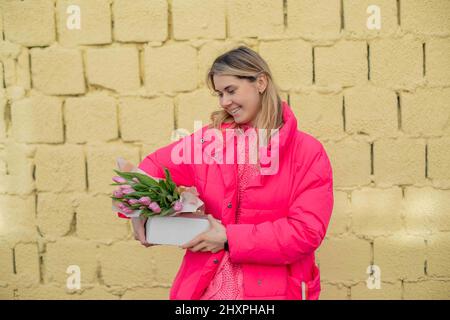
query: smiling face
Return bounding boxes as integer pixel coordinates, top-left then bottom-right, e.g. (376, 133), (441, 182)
(213, 74), (266, 126)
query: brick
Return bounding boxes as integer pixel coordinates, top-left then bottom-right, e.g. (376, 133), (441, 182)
(0, 287), (14, 299)
(121, 286), (170, 300)
(373, 137), (426, 186)
(0, 62), (4, 91)
(426, 233), (450, 278)
(36, 193), (75, 238)
(428, 137), (450, 183)
(0, 241), (15, 285)
(319, 283), (349, 300)
(11, 94), (64, 143)
(151, 246), (185, 285)
(119, 96), (174, 146)
(17, 48), (31, 90)
(343, 0), (398, 37)
(173, 0), (225, 40)
(30, 47), (85, 95)
(404, 187), (450, 234)
(77, 286), (119, 299)
(371, 35), (423, 89)
(56, 0), (112, 46)
(0, 143), (35, 195)
(86, 47), (140, 92)
(227, 0), (284, 39)
(98, 241), (154, 287)
(0, 195), (37, 243)
(177, 89), (221, 133)
(290, 92), (342, 138)
(352, 187), (403, 237)
(402, 0), (450, 36)
(6, 86), (25, 101)
(14, 243), (40, 285)
(317, 236), (371, 282)
(35, 145), (86, 192)
(326, 191), (351, 236)
(16, 284), (77, 299)
(76, 194), (130, 242)
(65, 95), (118, 143)
(350, 281), (402, 300)
(402, 88), (450, 136)
(374, 234), (426, 281)
(113, 0), (168, 42)
(15, 284), (77, 299)
(2, 58), (15, 88)
(0, 98), (6, 141)
(345, 85), (397, 137)
(0, 5), (2, 41)
(85, 143), (140, 194)
(259, 40), (312, 90)
(315, 40), (367, 87)
(45, 238), (97, 285)
(2, 0), (55, 46)
(427, 38), (450, 85)
(403, 280), (450, 299)
(144, 43), (198, 93)
(287, 0), (340, 39)
(322, 139), (371, 187)
(142, 142), (174, 160)
(0, 40), (22, 59)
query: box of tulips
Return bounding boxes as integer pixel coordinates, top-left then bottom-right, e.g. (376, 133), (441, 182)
(111, 158), (210, 246)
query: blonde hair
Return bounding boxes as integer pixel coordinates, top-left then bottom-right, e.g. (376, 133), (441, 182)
(205, 45), (284, 147)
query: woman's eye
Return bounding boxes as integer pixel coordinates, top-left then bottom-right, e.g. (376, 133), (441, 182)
(213, 89), (235, 98)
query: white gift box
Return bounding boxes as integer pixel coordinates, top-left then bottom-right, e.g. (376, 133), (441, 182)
(146, 213), (210, 246)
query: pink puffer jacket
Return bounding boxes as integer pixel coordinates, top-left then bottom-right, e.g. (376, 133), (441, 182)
(119, 100), (334, 300)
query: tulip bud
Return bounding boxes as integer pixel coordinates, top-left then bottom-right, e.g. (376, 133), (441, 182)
(122, 188), (135, 195)
(173, 200), (183, 212)
(113, 176), (127, 183)
(113, 189), (124, 198)
(139, 196), (152, 206)
(148, 202), (161, 213)
(128, 199), (140, 205)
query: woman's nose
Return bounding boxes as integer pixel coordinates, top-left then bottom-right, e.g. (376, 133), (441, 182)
(220, 96), (232, 108)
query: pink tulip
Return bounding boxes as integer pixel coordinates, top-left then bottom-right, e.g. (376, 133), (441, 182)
(113, 176), (127, 183)
(139, 196), (152, 206)
(128, 199), (140, 205)
(122, 207), (133, 214)
(148, 202), (161, 213)
(173, 201), (183, 212)
(119, 184), (132, 190)
(122, 188), (135, 195)
(113, 189), (123, 198)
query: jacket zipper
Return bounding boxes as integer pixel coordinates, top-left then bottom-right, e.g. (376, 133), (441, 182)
(301, 281), (307, 300)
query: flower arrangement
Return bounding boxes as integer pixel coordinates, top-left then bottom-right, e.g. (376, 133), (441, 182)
(111, 158), (204, 219)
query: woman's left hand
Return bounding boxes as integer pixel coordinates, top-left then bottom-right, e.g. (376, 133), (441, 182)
(180, 214), (227, 253)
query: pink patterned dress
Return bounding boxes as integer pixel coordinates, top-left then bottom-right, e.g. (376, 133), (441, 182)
(200, 124), (260, 300)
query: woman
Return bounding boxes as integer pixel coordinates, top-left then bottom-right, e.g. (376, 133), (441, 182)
(120, 46), (334, 300)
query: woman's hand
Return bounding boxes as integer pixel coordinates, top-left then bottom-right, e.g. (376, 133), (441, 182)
(180, 214), (227, 253)
(131, 216), (157, 248)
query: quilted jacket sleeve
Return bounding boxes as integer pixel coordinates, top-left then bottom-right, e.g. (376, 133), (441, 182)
(116, 136), (196, 219)
(225, 146), (334, 265)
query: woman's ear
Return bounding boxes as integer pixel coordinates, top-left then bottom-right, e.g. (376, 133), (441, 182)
(257, 73), (268, 93)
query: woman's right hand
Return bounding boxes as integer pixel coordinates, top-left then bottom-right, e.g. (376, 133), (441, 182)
(131, 216), (157, 248)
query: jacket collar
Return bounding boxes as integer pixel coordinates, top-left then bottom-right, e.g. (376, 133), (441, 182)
(218, 100), (297, 153)
(202, 100), (297, 189)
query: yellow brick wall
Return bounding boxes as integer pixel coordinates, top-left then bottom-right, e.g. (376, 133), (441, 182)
(0, 0), (449, 300)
